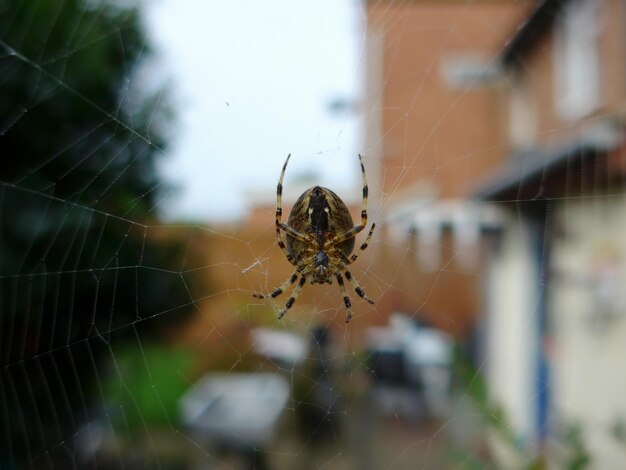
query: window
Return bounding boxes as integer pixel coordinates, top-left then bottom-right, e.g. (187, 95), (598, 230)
(554, 0), (601, 120)
(509, 74), (537, 148)
(440, 54), (501, 90)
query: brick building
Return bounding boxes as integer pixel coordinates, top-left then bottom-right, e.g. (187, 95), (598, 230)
(362, 0), (531, 335)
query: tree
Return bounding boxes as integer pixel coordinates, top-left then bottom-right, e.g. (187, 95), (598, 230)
(0, 1), (193, 466)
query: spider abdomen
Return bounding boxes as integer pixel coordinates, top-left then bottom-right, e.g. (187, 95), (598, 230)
(285, 186), (355, 261)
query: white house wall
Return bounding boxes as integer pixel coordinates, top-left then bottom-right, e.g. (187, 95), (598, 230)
(549, 192), (626, 467)
(485, 212), (540, 452)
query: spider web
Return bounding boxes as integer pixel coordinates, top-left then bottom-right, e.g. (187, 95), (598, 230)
(2, 0), (626, 469)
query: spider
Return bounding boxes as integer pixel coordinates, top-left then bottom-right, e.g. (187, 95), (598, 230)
(253, 154), (376, 323)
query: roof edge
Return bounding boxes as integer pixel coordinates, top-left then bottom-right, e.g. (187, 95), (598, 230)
(501, 0), (569, 68)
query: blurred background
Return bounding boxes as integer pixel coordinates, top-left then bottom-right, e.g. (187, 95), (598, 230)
(2, 0), (626, 468)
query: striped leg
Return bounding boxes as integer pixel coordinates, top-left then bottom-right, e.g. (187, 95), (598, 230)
(278, 275), (307, 319)
(335, 272), (354, 323)
(324, 222), (375, 270)
(329, 248), (350, 268)
(348, 223), (376, 264)
(275, 154), (290, 227)
(344, 270), (374, 304)
(275, 153), (309, 258)
(253, 271), (298, 300)
(279, 222), (309, 243)
(275, 154), (296, 264)
(329, 154), (369, 245)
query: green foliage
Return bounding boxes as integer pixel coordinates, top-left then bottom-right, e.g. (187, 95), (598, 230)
(611, 418), (626, 447)
(453, 351), (593, 470)
(561, 423), (590, 470)
(0, 0), (166, 214)
(0, 0), (196, 466)
(103, 344), (194, 432)
(452, 350), (535, 468)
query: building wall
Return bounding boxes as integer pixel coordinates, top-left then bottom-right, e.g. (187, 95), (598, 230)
(485, 212), (540, 447)
(481, 0), (626, 462)
(509, 0), (626, 147)
(364, 1), (530, 335)
(549, 190), (626, 467)
(366, 1), (529, 198)
(600, 0), (626, 109)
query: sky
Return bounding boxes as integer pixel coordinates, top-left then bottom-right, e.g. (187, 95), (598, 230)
(145, 0), (364, 222)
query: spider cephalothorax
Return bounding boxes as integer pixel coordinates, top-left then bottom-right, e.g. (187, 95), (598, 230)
(253, 154), (376, 323)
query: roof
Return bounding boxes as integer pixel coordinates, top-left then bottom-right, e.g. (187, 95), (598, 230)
(474, 120), (624, 201)
(501, 0), (570, 68)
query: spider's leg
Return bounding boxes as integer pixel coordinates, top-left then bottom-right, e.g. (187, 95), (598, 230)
(335, 272), (354, 323)
(276, 229), (296, 265)
(276, 154), (290, 225)
(324, 222), (375, 267)
(328, 154), (370, 245)
(328, 248), (350, 268)
(357, 153), (369, 223)
(275, 154), (298, 265)
(344, 270), (375, 304)
(276, 227), (296, 266)
(279, 222), (309, 243)
(274, 154), (312, 245)
(253, 271), (298, 299)
(254, 247), (315, 299)
(328, 259), (374, 307)
(347, 223), (376, 264)
(278, 274), (307, 319)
